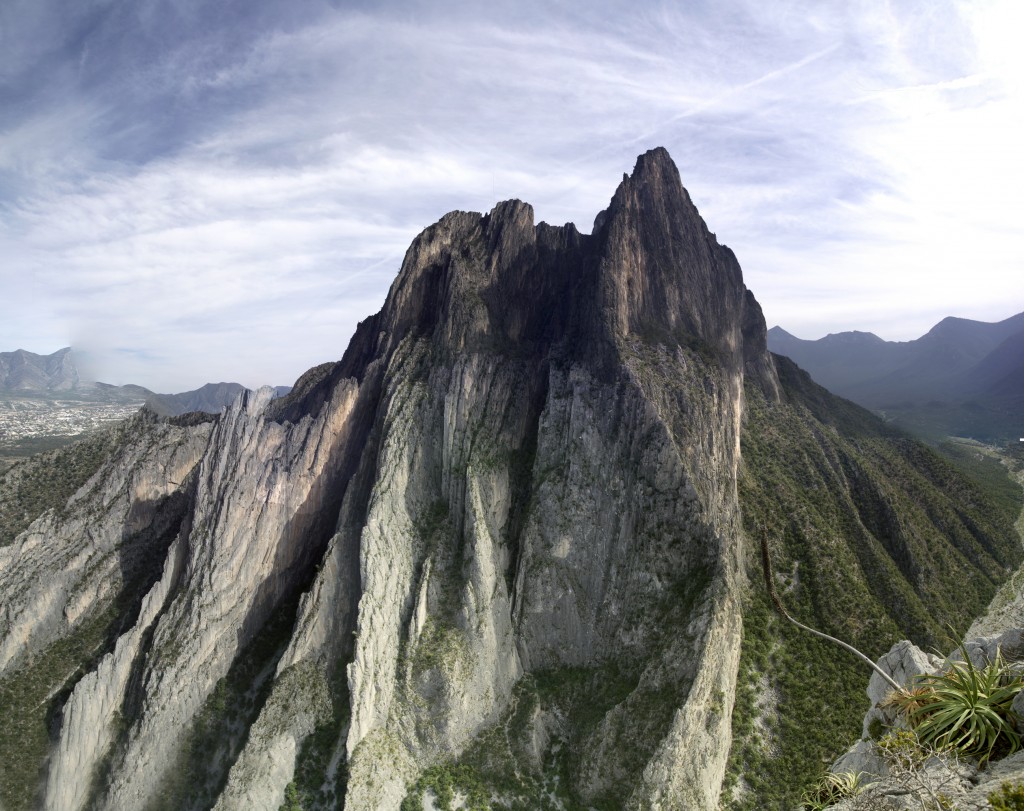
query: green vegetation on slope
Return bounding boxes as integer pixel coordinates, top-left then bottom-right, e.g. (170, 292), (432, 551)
(284, 657), (351, 811)
(396, 558), (716, 810)
(724, 357), (1022, 810)
(0, 432), (92, 463)
(0, 425), (121, 546)
(879, 399), (1022, 445)
(399, 663), (642, 811)
(0, 604), (120, 810)
(936, 439), (1023, 529)
(143, 595), (301, 811)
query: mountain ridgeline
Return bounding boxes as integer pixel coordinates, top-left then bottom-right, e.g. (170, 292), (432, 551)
(767, 313), (1024, 441)
(0, 347), (290, 414)
(0, 348), (149, 403)
(0, 348), (82, 393)
(144, 383), (292, 417)
(0, 149), (1019, 811)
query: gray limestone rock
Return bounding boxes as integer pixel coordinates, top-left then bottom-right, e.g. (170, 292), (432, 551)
(831, 739), (889, 784)
(956, 628), (1024, 669)
(98, 382), (364, 810)
(0, 411), (212, 677)
(861, 640), (942, 740)
(832, 631), (1024, 809)
(830, 640), (943, 787)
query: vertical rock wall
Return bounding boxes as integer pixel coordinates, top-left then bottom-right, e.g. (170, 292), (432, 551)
(0, 148), (779, 811)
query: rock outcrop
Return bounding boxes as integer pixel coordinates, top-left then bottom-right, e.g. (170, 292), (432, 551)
(828, 629), (1024, 811)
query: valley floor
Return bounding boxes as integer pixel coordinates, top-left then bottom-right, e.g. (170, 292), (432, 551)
(0, 397), (144, 469)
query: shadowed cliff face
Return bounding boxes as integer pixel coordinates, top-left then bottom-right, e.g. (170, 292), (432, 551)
(2, 148), (1010, 811)
(271, 147), (776, 419)
(310, 148), (776, 809)
(1, 147), (773, 811)
(597, 150), (743, 356)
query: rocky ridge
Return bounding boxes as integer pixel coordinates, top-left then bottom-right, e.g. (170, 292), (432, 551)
(0, 348), (81, 393)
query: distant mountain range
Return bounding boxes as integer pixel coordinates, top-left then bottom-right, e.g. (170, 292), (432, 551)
(0, 347), (80, 391)
(0, 347), (290, 415)
(145, 383), (292, 417)
(768, 312), (1024, 441)
(0, 348), (150, 403)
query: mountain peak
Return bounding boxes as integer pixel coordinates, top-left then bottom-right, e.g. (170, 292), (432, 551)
(0, 346), (81, 392)
(590, 147), (777, 395)
(485, 198), (533, 226)
(7, 148), (1012, 811)
(610, 146), (696, 215)
(821, 330), (884, 344)
(631, 145), (677, 179)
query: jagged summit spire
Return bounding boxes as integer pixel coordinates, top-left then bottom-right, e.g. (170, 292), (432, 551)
(583, 147), (778, 396)
(609, 146), (697, 214)
(288, 146), (778, 420)
(593, 146), (691, 233)
(626, 145), (681, 187)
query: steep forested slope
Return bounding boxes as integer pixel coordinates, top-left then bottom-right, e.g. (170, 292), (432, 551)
(725, 355), (1021, 809)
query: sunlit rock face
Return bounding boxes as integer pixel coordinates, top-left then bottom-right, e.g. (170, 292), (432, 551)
(2, 148), (780, 811)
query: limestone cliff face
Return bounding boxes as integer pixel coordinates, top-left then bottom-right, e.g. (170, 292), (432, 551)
(0, 412), (213, 676)
(331, 148), (771, 809)
(2, 148), (777, 810)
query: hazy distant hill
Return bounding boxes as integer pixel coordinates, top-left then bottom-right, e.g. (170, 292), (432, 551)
(0, 348), (151, 403)
(1, 347), (291, 414)
(145, 382), (248, 416)
(0, 349), (290, 465)
(768, 311), (1024, 440)
(957, 328), (1024, 400)
(766, 329), (904, 393)
(0, 348), (81, 393)
(146, 383), (292, 416)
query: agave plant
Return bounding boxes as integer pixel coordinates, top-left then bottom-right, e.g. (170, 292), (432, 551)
(902, 647), (1024, 763)
(883, 684), (939, 718)
(801, 771), (869, 811)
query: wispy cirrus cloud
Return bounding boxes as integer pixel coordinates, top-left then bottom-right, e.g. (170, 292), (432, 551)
(0, 0), (1021, 390)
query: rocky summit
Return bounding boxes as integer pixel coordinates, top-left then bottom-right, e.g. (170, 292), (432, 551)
(0, 148), (1019, 811)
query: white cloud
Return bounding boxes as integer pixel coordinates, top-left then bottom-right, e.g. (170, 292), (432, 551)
(0, 0), (1021, 388)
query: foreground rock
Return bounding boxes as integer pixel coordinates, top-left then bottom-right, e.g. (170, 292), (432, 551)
(829, 629), (1024, 810)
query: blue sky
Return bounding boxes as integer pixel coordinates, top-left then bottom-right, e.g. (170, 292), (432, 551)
(1, 0), (1022, 391)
